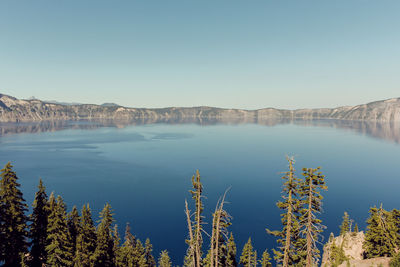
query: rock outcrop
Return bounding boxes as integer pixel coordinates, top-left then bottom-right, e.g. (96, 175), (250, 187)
(321, 232), (392, 267)
(1, 93), (400, 123)
(322, 232), (365, 266)
(339, 257), (391, 267)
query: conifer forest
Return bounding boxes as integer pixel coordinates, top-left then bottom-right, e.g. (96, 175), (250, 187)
(1, 159), (399, 267)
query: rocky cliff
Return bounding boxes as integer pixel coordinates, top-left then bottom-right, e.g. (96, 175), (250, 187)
(321, 232), (392, 267)
(1, 93), (400, 123)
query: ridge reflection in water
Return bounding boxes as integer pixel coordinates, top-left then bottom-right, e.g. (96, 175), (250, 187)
(0, 118), (399, 144)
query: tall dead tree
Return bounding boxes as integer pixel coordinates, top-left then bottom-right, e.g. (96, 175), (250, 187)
(210, 190), (231, 267)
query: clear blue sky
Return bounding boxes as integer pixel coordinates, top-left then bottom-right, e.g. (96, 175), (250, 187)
(1, 1), (399, 109)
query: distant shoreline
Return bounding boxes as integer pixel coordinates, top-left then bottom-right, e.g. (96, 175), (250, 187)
(1, 93), (400, 123)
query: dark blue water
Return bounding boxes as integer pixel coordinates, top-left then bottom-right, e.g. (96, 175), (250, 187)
(0, 120), (399, 264)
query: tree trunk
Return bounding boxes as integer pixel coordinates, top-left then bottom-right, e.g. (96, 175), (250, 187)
(306, 169), (313, 267)
(283, 159), (294, 267)
(195, 186), (201, 267)
(214, 210), (221, 267)
(185, 200), (195, 267)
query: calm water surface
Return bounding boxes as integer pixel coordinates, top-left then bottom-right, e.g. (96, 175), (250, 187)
(0, 120), (399, 263)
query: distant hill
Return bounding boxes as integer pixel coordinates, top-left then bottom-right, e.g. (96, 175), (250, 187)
(101, 103), (120, 107)
(0, 93), (400, 122)
(44, 100), (83, 106)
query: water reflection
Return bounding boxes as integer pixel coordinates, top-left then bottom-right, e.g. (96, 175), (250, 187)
(0, 118), (399, 144)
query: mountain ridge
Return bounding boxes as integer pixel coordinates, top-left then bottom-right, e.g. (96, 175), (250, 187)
(1, 93), (400, 123)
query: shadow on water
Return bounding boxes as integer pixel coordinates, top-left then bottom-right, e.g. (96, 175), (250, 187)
(0, 117), (399, 144)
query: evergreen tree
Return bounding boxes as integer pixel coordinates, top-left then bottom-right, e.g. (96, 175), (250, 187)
(120, 223), (135, 266)
(226, 233), (237, 267)
(299, 167), (327, 267)
(29, 179), (50, 267)
(75, 204), (97, 267)
(239, 238), (257, 267)
(266, 157), (303, 267)
(260, 249), (272, 267)
(0, 162), (29, 266)
(339, 212), (350, 235)
(328, 241), (347, 267)
(93, 203), (115, 267)
(391, 209), (400, 248)
(119, 222), (146, 267)
(133, 239), (147, 267)
(46, 195), (74, 266)
(351, 222), (359, 237)
(390, 251), (400, 267)
(209, 191), (231, 267)
(290, 215), (307, 266)
(363, 205), (398, 258)
(67, 205), (80, 255)
(213, 235), (228, 267)
(328, 232), (334, 243)
(48, 192), (56, 212)
(158, 250), (172, 267)
(184, 170), (205, 267)
(144, 238), (156, 267)
(202, 250), (212, 267)
(112, 224), (123, 267)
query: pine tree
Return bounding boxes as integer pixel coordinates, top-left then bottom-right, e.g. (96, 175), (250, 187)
(354, 223), (359, 233)
(93, 203), (115, 267)
(75, 204), (97, 267)
(260, 249), (272, 267)
(213, 235), (228, 267)
(290, 214), (307, 266)
(299, 167), (327, 267)
(266, 157), (303, 267)
(144, 238), (156, 267)
(133, 239), (147, 266)
(339, 212), (350, 235)
(120, 223), (135, 266)
(363, 205), (398, 258)
(239, 238), (257, 267)
(226, 233), (237, 267)
(158, 250), (172, 267)
(46, 195), (74, 266)
(112, 224), (123, 267)
(119, 222), (146, 266)
(0, 162), (29, 266)
(391, 209), (400, 248)
(209, 190), (231, 267)
(390, 251), (400, 267)
(328, 241), (347, 267)
(29, 179), (50, 267)
(328, 232), (334, 243)
(184, 170), (205, 267)
(202, 250), (212, 267)
(67, 205), (80, 255)
(351, 222), (359, 237)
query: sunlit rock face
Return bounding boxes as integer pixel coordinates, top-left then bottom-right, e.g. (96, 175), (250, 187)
(1, 93), (400, 123)
(321, 232), (392, 267)
(322, 232), (365, 266)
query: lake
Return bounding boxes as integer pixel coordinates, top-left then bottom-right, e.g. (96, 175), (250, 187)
(0, 119), (399, 264)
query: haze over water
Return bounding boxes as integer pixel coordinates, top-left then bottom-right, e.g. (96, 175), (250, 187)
(0, 120), (399, 263)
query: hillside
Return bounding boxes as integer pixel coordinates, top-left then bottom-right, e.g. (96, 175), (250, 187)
(1, 93), (400, 123)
